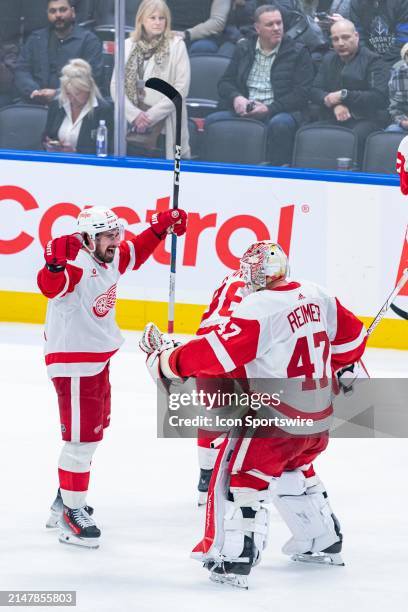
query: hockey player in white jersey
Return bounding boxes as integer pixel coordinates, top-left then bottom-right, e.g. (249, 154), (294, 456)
(140, 241), (367, 588)
(38, 205), (187, 547)
(195, 270), (247, 505)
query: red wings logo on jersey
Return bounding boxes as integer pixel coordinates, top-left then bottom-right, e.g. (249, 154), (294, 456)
(92, 284), (117, 318)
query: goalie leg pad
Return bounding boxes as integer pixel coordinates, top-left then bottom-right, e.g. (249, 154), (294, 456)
(272, 469), (342, 555)
(219, 489), (269, 565)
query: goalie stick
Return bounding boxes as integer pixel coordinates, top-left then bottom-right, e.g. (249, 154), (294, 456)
(146, 78), (182, 334)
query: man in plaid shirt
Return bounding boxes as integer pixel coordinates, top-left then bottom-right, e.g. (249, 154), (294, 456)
(205, 4), (314, 165)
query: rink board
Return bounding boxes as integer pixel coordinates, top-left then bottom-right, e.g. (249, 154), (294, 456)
(0, 151), (407, 349)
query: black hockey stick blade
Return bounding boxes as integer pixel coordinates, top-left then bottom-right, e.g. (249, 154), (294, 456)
(146, 78), (181, 102)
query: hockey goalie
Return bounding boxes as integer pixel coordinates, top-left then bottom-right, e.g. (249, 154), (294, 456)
(140, 241), (367, 588)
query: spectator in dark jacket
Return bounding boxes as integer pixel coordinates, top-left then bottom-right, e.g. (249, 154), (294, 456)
(206, 4), (314, 165)
(310, 19), (389, 163)
(167, 0), (232, 55)
(350, 0), (408, 65)
(0, 38), (18, 107)
(15, 0), (103, 104)
(43, 58), (113, 154)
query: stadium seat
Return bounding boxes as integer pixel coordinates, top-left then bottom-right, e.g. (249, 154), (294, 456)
(20, 0), (49, 38)
(201, 119), (267, 164)
(0, 0), (21, 42)
(187, 54), (231, 118)
(362, 131), (405, 174)
(292, 125), (357, 170)
(0, 104), (48, 151)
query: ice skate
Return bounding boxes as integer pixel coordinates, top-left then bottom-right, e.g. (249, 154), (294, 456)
(197, 468), (213, 506)
(205, 532), (254, 590)
(46, 489), (94, 529)
(291, 537), (345, 566)
(206, 560), (250, 590)
(57, 505), (100, 549)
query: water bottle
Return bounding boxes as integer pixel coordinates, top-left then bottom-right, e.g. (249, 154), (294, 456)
(96, 120), (108, 157)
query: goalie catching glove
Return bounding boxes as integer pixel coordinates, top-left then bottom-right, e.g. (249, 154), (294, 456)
(139, 322), (184, 382)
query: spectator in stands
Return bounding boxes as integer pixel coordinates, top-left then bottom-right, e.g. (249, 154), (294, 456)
(222, 1), (257, 55)
(0, 37), (18, 107)
(297, 1), (350, 17)
(166, 0), (232, 55)
(43, 58), (113, 154)
(15, 0), (103, 105)
(111, 0), (190, 159)
(206, 3), (314, 166)
(350, 0), (408, 66)
(310, 19), (389, 163)
(386, 42), (408, 133)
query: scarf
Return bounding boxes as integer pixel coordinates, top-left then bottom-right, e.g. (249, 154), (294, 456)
(125, 35), (170, 107)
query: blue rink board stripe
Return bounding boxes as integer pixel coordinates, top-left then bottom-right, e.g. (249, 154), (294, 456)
(0, 148), (399, 188)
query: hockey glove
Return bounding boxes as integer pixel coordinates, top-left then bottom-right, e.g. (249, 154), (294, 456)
(44, 233), (83, 270)
(140, 323), (184, 384)
(336, 359), (369, 395)
(139, 322), (176, 355)
(150, 209), (187, 238)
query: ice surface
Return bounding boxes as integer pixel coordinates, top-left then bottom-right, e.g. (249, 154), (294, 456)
(0, 323), (407, 611)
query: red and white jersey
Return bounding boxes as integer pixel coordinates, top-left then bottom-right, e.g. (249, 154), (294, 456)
(171, 280), (367, 433)
(397, 135), (408, 195)
(197, 271), (247, 336)
(38, 229), (160, 378)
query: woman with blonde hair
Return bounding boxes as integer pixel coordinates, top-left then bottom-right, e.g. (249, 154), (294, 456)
(111, 0), (191, 159)
(44, 58), (113, 154)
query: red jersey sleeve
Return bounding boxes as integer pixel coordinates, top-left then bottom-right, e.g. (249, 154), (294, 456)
(37, 264), (83, 299)
(396, 144), (408, 195)
(170, 316), (261, 378)
(330, 298), (367, 370)
(118, 228), (161, 274)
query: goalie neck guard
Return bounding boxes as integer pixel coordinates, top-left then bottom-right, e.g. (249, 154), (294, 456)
(240, 241), (288, 292)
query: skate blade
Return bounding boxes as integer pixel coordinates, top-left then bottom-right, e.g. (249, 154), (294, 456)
(198, 492), (208, 507)
(58, 530), (100, 549)
(46, 509), (61, 529)
(57, 521), (100, 549)
(209, 572), (248, 590)
(291, 552), (345, 566)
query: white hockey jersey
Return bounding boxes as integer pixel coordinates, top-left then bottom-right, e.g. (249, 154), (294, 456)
(197, 270), (247, 335)
(38, 230), (160, 378)
(170, 280), (367, 433)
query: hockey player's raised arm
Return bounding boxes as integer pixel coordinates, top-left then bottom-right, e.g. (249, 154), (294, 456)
(37, 234), (83, 299)
(329, 297), (367, 370)
(162, 300), (273, 379)
(117, 210), (187, 274)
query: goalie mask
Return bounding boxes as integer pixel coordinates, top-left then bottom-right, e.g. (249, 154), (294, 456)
(77, 206), (124, 249)
(240, 241), (288, 292)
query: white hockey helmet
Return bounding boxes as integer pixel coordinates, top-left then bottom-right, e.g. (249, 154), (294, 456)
(77, 206), (123, 241)
(240, 241), (288, 292)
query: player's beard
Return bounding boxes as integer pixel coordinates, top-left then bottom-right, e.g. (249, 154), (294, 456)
(95, 245), (116, 263)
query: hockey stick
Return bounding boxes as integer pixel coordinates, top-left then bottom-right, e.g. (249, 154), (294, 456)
(367, 267), (408, 336)
(146, 78), (182, 334)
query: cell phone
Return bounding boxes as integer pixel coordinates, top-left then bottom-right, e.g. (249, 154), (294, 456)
(246, 101), (256, 113)
(316, 11), (329, 20)
(48, 139), (61, 146)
